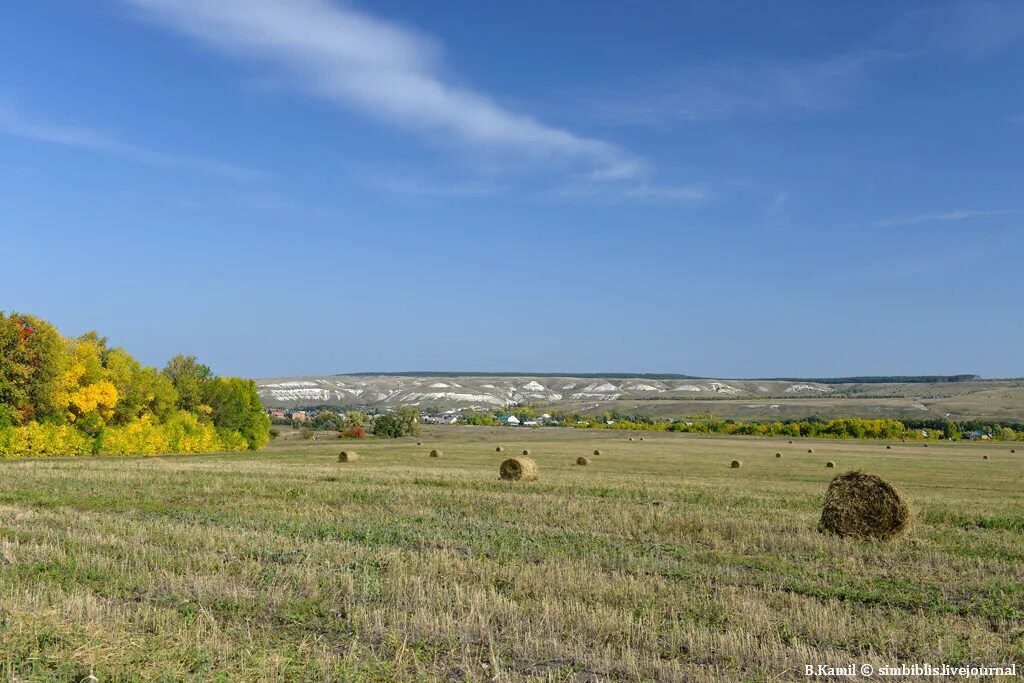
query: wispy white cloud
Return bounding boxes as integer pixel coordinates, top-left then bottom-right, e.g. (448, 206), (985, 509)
(367, 173), (507, 198)
(872, 208), (1024, 227)
(0, 102), (257, 180)
(549, 181), (708, 204)
(582, 50), (898, 127)
(121, 0), (640, 178)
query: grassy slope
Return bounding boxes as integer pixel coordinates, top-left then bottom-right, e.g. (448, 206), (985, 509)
(0, 426), (1021, 681)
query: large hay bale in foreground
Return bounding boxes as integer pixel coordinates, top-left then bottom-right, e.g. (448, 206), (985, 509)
(730, 460), (742, 469)
(500, 457), (538, 481)
(819, 470), (910, 540)
(576, 456), (590, 466)
(429, 449), (442, 458)
(338, 451), (358, 462)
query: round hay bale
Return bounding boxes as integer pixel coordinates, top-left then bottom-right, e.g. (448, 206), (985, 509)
(576, 456), (590, 466)
(593, 449), (601, 456)
(416, 441), (422, 446)
(500, 457), (538, 481)
(775, 452), (782, 458)
(338, 451), (358, 462)
(521, 449), (530, 456)
(818, 470), (910, 540)
(923, 443), (928, 448)
(429, 449), (442, 458)
(807, 448), (814, 454)
(982, 454), (989, 460)
(886, 445), (892, 449)
(639, 437), (645, 441)
(826, 461), (835, 468)
(628, 437), (633, 441)
(495, 446), (504, 452)
(788, 440), (794, 444)
(1011, 449), (1016, 454)
(730, 460), (742, 469)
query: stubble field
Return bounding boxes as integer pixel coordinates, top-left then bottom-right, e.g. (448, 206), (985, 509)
(1, 426), (1021, 681)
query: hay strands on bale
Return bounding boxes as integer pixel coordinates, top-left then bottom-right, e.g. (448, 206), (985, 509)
(500, 457), (538, 481)
(819, 470), (910, 540)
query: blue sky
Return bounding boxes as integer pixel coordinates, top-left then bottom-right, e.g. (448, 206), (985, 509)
(2, 1), (1022, 378)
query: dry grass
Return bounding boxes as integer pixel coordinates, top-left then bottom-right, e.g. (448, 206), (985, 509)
(0, 426), (1020, 681)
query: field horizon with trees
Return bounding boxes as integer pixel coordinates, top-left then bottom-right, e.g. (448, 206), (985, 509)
(0, 312), (270, 458)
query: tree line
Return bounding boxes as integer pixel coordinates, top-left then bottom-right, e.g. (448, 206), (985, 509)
(0, 312), (270, 457)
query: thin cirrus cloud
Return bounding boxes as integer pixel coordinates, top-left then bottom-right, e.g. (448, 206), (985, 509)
(120, 0), (642, 179)
(872, 208), (1024, 227)
(0, 102), (258, 180)
(584, 50), (898, 127)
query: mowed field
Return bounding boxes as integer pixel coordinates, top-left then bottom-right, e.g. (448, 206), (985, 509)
(1, 427), (1021, 682)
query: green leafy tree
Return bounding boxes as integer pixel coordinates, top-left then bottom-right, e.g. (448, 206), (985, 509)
(202, 377), (271, 449)
(372, 407), (420, 438)
(309, 410), (345, 431)
(345, 410), (367, 429)
(0, 312), (66, 424)
(106, 349), (179, 424)
(162, 355), (212, 413)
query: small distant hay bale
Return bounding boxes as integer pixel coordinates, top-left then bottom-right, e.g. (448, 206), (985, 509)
(639, 437), (645, 441)
(416, 441), (422, 445)
(818, 470), (910, 540)
(982, 454), (989, 460)
(338, 451), (358, 462)
(807, 448), (814, 453)
(775, 452), (782, 458)
(628, 437), (634, 441)
(429, 449), (442, 458)
(730, 460), (742, 469)
(576, 456), (590, 466)
(495, 446), (504, 452)
(593, 449), (601, 456)
(521, 449), (531, 456)
(923, 444), (928, 448)
(886, 445), (892, 449)
(500, 457), (538, 481)
(1011, 449), (1016, 454)
(825, 461), (835, 468)
(788, 440), (794, 444)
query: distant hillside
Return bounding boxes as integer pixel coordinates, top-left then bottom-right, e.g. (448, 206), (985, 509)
(255, 374), (1024, 422)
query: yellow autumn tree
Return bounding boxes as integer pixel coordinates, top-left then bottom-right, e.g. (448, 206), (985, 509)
(54, 338), (119, 423)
